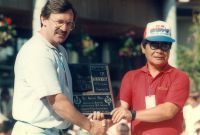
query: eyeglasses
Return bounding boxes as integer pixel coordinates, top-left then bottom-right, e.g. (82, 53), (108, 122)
(148, 41), (172, 51)
(49, 18), (75, 30)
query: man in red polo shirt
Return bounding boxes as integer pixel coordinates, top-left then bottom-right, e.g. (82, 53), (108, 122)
(111, 20), (189, 135)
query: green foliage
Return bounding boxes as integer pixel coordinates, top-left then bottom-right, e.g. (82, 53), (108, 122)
(119, 37), (141, 57)
(0, 14), (17, 46)
(81, 35), (98, 56)
(64, 32), (98, 57)
(177, 13), (200, 91)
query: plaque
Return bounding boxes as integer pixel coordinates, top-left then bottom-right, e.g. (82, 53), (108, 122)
(69, 64), (115, 117)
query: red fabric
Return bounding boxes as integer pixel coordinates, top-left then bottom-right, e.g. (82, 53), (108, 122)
(118, 64), (189, 135)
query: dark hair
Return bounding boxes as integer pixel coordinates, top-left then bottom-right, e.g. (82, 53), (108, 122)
(1, 88), (9, 97)
(40, 0), (77, 25)
(190, 91), (200, 100)
(141, 39), (149, 48)
(117, 123), (129, 132)
(0, 120), (13, 133)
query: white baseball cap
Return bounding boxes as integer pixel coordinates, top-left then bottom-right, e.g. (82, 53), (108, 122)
(143, 20), (175, 42)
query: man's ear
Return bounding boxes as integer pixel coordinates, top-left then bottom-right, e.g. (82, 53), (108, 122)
(141, 44), (145, 54)
(40, 16), (48, 27)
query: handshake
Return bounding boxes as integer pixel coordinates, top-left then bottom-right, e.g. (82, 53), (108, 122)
(86, 107), (135, 135)
(86, 111), (112, 135)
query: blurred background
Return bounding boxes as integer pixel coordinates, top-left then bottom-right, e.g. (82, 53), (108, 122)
(0, 0), (200, 124)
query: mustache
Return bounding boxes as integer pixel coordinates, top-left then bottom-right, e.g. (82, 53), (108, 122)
(55, 29), (68, 35)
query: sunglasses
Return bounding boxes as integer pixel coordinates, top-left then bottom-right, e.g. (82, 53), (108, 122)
(148, 41), (172, 51)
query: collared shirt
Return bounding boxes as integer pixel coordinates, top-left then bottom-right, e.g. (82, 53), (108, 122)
(119, 64), (189, 135)
(12, 33), (73, 129)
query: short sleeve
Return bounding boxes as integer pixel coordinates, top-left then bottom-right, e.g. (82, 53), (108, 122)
(118, 71), (134, 106)
(25, 48), (62, 99)
(166, 72), (189, 108)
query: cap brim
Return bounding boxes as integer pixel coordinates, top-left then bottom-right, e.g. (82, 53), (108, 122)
(145, 36), (175, 42)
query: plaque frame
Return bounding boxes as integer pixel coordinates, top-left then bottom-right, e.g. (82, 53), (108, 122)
(69, 63), (115, 116)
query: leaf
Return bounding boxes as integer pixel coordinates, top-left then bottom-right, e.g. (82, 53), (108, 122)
(177, 13), (200, 91)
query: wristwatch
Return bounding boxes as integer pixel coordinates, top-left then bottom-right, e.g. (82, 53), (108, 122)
(129, 110), (136, 120)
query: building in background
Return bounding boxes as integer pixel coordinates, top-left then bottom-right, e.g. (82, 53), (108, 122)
(0, 0), (199, 92)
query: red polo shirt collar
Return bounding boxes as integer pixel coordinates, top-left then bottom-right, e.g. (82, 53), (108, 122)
(141, 64), (174, 75)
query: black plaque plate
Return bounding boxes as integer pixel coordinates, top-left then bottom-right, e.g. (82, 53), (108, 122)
(69, 64), (115, 116)
(73, 95), (113, 114)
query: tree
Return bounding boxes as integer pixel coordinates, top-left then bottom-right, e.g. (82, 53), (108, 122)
(177, 12), (200, 92)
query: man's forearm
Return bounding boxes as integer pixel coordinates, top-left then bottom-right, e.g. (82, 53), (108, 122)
(47, 93), (91, 131)
(135, 102), (179, 122)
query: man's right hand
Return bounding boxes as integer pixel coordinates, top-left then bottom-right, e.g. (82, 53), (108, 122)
(89, 120), (107, 135)
(111, 107), (132, 123)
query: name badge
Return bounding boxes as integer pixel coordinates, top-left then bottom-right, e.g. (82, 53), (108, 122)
(145, 95), (156, 109)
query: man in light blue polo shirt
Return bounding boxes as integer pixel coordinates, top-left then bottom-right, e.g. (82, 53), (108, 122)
(12, 0), (107, 135)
